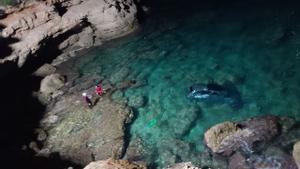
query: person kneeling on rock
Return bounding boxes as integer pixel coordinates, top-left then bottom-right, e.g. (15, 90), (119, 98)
(82, 92), (93, 108)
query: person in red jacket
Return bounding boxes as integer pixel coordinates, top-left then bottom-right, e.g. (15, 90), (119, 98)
(95, 84), (104, 96)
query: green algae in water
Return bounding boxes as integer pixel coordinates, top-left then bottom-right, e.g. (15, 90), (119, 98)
(72, 3), (300, 168)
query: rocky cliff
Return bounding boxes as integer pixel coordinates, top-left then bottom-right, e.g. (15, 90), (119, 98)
(0, 0), (138, 76)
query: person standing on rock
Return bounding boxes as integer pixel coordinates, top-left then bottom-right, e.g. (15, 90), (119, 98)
(95, 84), (104, 96)
(82, 92), (93, 108)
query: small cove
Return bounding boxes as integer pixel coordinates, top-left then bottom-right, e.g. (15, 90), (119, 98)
(59, 1), (300, 167)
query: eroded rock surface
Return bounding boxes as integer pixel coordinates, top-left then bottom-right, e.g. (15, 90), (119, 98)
(0, 0), (138, 71)
(41, 89), (134, 165)
(83, 158), (147, 169)
(204, 116), (279, 156)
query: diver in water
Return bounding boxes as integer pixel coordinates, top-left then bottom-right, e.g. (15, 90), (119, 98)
(187, 81), (243, 109)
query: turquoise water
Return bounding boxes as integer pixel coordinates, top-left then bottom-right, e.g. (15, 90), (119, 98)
(73, 1), (300, 168)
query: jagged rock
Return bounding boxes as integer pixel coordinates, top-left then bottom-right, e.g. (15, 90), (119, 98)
(0, 0), (138, 73)
(33, 63), (56, 77)
(204, 121), (241, 154)
(40, 73), (65, 97)
(204, 116), (279, 156)
(83, 158), (147, 169)
(42, 93), (134, 165)
(293, 141), (300, 168)
(165, 162), (200, 169)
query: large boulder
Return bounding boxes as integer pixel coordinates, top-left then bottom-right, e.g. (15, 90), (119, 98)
(293, 141), (300, 168)
(83, 158), (147, 169)
(40, 73), (65, 96)
(204, 116), (279, 156)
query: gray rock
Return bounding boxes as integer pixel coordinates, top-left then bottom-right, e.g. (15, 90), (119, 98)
(83, 159), (147, 169)
(40, 73), (65, 97)
(33, 64), (56, 77)
(42, 95), (134, 165)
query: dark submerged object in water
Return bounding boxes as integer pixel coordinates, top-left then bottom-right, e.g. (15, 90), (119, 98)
(187, 82), (243, 109)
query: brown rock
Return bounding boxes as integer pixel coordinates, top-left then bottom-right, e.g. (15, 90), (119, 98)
(83, 158), (147, 169)
(204, 116), (279, 156)
(204, 121), (241, 153)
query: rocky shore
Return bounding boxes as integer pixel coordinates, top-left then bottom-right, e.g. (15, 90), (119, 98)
(0, 0), (138, 77)
(2, 1), (300, 169)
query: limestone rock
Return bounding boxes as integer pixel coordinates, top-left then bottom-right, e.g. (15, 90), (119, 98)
(83, 159), (147, 169)
(204, 121), (241, 154)
(204, 116), (279, 156)
(0, 0), (138, 73)
(40, 73), (65, 96)
(33, 63), (56, 77)
(43, 93), (134, 165)
(293, 141), (300, 168)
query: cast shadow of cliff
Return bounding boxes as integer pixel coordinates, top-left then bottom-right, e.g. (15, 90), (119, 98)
(0, 69), (82, 169)
(0, 24), (90, 169)
(0, 36), (19, 59)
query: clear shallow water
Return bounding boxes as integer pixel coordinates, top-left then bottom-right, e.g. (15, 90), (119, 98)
(72, 1), (300, 168)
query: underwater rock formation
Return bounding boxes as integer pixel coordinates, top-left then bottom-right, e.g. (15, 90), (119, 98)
(229, 146), (298, 169)
(165, 162), (200, 169)
(204, 116), (279, 156)
(83, 158), (147, 169)
(0, 0), (138, 74)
